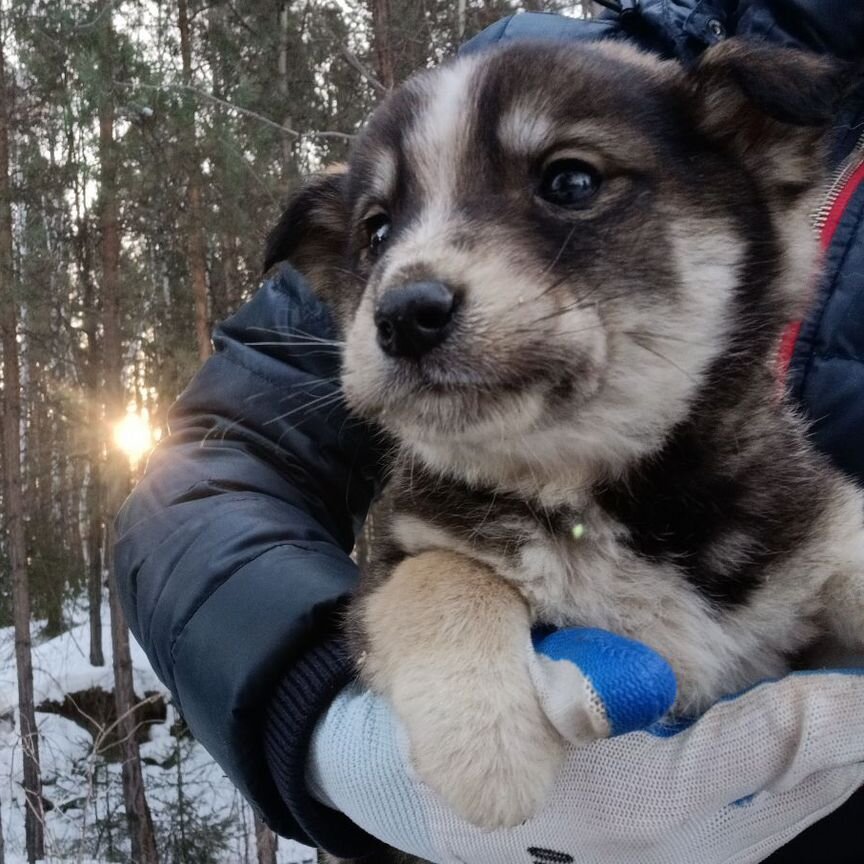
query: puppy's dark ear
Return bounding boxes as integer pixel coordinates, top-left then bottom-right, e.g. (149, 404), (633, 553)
(263, 170), (348, 293)
(696, 40), (849, 127)
(694, 40), (851, 194)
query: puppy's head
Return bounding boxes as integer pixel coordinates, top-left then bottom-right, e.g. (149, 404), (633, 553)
(266, 40), (846, 489)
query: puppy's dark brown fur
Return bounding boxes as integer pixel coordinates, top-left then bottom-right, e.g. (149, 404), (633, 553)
(267, 40), (863, 861)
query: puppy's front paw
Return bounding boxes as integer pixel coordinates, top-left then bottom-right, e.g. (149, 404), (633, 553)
(359, 550), (566, 827)
(405, 683), (565, 828)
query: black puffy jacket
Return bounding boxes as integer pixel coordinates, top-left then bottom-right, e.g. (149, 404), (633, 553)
(114, 1), (864, 858)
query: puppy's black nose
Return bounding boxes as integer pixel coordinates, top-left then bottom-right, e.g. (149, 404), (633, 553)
(375, 281), (457, 358)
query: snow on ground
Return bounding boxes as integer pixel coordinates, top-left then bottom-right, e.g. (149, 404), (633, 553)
(0, 603), (317, 863)
(0, 611), (166, 716)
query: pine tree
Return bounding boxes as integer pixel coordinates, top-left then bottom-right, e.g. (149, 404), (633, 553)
(369, 0), (395, 89)
(0, 16), (45, 861)
(254, 814), (277, 864)
(177, 0), (211, 363)
(94, 2), (160, 860)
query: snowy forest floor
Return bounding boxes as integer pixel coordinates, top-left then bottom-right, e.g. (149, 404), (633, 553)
(0, 602), (316, 863)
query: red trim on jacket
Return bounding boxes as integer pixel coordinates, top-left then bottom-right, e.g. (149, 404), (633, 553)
(777, 159), (864, 379)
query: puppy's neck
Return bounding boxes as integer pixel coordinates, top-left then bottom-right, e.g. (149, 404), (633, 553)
(406, 434), (606, 508)
(401, 358), (791, 513)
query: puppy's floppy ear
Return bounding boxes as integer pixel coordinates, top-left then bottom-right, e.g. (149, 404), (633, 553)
(263, 168), (348, 297)
(693, 40), (852, 195)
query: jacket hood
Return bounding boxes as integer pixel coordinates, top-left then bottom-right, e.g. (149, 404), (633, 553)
(733, 1), (864, 60)
(461, 2), (864, 64)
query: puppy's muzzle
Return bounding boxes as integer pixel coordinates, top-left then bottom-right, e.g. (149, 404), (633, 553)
(374, 281), (458, 358)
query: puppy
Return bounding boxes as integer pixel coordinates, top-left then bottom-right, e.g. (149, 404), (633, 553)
(266, 38), (864, 853)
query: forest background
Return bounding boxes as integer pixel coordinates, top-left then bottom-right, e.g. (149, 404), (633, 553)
(0, 2), (595, 863)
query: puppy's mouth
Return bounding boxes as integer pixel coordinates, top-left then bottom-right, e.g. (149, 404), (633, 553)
(408, 360), (536, 395)
(341, 279), (609, 444)
(343, 344), (586, 443)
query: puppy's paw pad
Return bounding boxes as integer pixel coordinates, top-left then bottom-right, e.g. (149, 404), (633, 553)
(411, 724), (564, 828)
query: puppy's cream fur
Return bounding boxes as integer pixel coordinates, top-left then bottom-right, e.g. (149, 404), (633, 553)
(361, 551), (565, 827)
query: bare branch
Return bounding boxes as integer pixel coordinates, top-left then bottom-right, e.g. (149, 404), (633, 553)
(337, 46), (386, 96)
(114, 79), (356, 141)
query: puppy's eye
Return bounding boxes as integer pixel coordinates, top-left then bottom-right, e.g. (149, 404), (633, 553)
(365, 213), (391, 254)
(539, 160), (601, 208)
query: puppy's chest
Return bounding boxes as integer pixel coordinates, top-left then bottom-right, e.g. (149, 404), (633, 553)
(388, 479), (688, 631)
(381, 463), (839, 709)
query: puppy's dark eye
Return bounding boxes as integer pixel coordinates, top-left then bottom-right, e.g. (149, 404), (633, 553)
(365, 213), (391, 254)
(539, 160), (601, 208)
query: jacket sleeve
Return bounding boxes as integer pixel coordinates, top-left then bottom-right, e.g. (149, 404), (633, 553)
(113, 266), (380, 842)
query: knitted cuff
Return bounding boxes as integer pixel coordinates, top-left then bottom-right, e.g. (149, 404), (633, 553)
(264, 637), (385, 858)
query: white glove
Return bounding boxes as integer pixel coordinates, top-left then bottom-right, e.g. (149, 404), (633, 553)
(308, 658), (864, 864)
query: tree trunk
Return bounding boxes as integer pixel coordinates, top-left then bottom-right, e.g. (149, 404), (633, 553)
(77, 212), (106, 667)
(86, 457), (105, 666)
(107, 558), (161, 864)
(68, 86), (106, 666)
(60, 424), (85, 578)
(0, 29), (45, 864)
(276, 2), (300, 186)
(97, 5), (160, 861)
(370, 0), (395, 90)
(254, 814), (277, 864)
(175, 729), (187, 859)
(278, 4), (291, 169)
(178, 0), (211, 362)
(206, 5), (243, 315)
(0, 794), (5, 864)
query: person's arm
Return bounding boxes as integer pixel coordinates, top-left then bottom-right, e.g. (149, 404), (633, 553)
(114, 265), (379, 847)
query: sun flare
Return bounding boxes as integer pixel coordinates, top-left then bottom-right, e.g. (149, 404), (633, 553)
(113, 411), (154, 465)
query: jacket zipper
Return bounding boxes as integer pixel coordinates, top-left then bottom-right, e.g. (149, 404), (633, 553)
(812, 131), (864, 240)
(777, 130), (864, 377)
